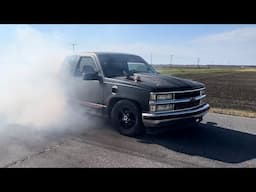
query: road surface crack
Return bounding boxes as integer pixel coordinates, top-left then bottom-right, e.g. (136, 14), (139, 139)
(4, 141), (66, 168)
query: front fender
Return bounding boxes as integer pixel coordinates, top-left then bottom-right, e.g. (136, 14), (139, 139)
(104, 82), (151, 112)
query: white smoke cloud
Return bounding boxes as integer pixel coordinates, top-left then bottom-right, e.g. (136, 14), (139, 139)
(0, 25), (81, 130)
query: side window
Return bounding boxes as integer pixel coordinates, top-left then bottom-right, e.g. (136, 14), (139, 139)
(75, 57), (97, 76)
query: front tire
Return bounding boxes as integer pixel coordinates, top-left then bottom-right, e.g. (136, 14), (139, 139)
(110, 100), (145, 137)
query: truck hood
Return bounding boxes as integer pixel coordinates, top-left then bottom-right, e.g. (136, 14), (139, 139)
(109, 73), (205, 92)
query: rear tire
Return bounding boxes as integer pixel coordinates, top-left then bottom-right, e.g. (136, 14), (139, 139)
(110, 100), (145, 137)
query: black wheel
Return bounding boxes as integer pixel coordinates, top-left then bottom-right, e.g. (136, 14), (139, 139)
(110, 100), (145, 137)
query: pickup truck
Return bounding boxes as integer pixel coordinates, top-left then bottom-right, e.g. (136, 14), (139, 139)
(62, 52), (210, 136)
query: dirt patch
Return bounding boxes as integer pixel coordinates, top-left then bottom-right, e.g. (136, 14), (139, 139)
(157, 67), (256, 118)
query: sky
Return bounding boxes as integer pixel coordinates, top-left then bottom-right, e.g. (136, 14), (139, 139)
(0, 24), (256, 65)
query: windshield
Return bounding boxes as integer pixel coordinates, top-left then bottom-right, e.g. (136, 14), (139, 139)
(97, 54), (157, 78)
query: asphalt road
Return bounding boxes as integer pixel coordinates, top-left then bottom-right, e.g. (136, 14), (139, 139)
(1, 112), (256, 167)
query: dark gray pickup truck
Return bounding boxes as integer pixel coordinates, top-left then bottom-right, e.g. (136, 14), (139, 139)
(62, 52), (210, 136)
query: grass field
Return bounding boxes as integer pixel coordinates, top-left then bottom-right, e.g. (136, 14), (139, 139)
(155, 66), (256, 118)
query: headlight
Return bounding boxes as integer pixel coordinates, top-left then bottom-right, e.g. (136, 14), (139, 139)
(150, 92), (174, 101)
(150, 104), (174, 112)
(157, 93), (174, 100)
(157, 104), (174, 111)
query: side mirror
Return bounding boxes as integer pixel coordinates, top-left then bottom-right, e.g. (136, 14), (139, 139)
(83, 72), (100, 80)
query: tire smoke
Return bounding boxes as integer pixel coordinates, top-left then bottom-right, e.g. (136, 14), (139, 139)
(0, 25), (84, 130)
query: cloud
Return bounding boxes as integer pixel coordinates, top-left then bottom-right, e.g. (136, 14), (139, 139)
(4, 25), (253, 66)
(189, 27), (256, 65)
(76, 26), (256, 65)
(193, 27), (256, 44)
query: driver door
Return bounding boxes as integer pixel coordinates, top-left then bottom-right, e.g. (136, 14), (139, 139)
(73, 56), (103, 108)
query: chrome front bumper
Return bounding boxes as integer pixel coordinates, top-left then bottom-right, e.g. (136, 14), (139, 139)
(142, 104), (210, 127)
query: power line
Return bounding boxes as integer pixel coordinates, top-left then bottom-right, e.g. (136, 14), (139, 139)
(197, 57), (200, 68)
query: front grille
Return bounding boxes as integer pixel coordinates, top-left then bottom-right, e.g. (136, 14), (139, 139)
(175, 91), (200, 99)
(174, 90), (201, 110)
(149, 88), (205, 113)
(174, 100), (200, 110)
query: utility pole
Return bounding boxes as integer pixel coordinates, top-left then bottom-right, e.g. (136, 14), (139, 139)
(170, 54), (174, 65)
(197, 57), (200, 68)
(72, 43), (77, 54)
